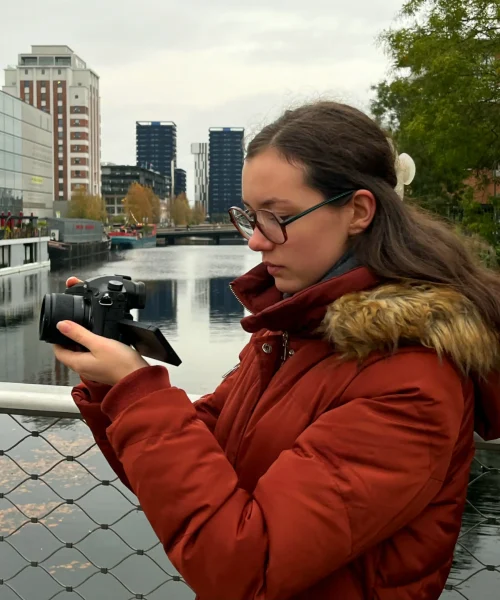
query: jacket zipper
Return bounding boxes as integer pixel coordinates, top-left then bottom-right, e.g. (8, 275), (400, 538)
(281, 331), (289, 364)
(229, 284), (254, 314)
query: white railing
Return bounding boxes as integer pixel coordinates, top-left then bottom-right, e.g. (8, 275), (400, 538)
(0, 382), (200, 418)
(0, 383), (498, 600)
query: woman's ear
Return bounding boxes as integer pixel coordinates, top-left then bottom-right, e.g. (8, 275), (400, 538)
(348, 190), (376, 235)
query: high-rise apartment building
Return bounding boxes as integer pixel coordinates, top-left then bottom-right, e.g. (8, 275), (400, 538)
(208, 127), (244, 221)
(3, 46), (101, 207)
(136, 121), (176, 197)
(174, 168), (186, 196)
(191, 142), (209, 214)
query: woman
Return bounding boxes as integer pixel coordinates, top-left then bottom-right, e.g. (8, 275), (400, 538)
(54, 101), (500, 600)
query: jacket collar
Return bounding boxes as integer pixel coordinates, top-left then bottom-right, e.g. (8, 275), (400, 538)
(232, 262), (500, 440)
(231, 262), (379, 335)
(232, 262), (500, 378)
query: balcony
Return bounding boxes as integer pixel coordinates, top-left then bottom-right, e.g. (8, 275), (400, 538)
(0, 383), (498, 599)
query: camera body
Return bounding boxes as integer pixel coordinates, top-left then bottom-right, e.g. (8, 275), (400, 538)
(39, 275), (181, 366)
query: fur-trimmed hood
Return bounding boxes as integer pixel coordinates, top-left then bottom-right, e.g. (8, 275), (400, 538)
(320, 283), (500, 378)
(233, 263), (500, 440)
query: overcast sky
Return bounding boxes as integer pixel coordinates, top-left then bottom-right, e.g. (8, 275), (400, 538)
(1, 0), (404, 198)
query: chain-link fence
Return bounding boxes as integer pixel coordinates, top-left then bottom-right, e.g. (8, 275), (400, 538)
(0, 408), (195, 600)
(0, 391), (499, 600)
(441, 444), (500, 599)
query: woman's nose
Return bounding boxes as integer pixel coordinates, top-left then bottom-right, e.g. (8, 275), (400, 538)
(248, 226), (274, 252)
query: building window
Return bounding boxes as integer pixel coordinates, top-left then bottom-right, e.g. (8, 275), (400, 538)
(41, 69), (45, 75)
(59, 183), (64, 191)
(58, 106), (63, 114)
(24, 69), (28, 75)
(24, 243), (37, 265)
(58, 69), (62, 75)
(0, 246), (11, 269)
(58, 119), (63, 126)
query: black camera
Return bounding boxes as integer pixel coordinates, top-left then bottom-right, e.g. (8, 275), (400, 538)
(39, 275), (181, 366)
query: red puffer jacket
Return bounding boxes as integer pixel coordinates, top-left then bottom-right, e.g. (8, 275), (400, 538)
(72, 264), (500, 600)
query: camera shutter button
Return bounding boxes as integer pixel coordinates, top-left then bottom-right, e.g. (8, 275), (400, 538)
(108, 280), (123, 291)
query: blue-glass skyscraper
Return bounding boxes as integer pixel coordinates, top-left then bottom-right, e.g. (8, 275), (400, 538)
(208, 127), (244, 221)
(136, 121), (176, 196)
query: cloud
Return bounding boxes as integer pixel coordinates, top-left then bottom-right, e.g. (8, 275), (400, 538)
(0, 0), (403, 198)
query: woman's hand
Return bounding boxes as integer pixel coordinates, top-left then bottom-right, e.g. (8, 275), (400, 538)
(52, 276), (149, 385)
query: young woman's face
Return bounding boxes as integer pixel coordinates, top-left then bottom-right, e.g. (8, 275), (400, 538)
(242, 148), (373, 294)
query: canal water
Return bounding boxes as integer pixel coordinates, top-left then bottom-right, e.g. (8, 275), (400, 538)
(0, 245), (499, 599)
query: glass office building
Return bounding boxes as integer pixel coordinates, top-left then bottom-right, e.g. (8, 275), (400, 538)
(208, 127), (244, 221)
(0, 91), (53, 218)
(136, 121), (176, 192)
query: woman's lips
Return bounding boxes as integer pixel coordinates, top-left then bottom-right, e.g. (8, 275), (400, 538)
(264, 263), (284, 276)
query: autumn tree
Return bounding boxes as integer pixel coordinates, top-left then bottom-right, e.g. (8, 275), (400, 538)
(69, 192), (107, 221)
(371, 0), (499, 213)
(123, 182), (161, 224)
(191, 202), (206, 225)
(146, 187), (161, 224)
(169, 193), (192, 226)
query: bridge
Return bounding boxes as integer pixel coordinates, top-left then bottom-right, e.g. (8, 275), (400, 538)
(156, 225), (245, 245)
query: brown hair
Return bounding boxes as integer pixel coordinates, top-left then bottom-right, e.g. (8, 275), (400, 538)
(246, 101), (500, 330)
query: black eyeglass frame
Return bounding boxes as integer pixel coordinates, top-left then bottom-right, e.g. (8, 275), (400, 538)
(228, 189), (355, 244)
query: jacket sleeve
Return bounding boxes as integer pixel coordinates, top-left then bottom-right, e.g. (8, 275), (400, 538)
(72, 379), (134, 491)
(191, 362), (241, 433)
(97, 351), (465, 600)
(72, 358), (244, 491)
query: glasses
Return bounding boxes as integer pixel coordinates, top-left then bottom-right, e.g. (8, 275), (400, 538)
(228, 190), (355, 245)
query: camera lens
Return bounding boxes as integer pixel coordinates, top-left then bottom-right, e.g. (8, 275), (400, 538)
(39, 293), (91, 345)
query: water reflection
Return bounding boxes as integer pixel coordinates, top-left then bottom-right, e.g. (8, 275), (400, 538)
(138, 279), (178, 332)
(0, 246), (259, 394)
(209, 278), (244, 323)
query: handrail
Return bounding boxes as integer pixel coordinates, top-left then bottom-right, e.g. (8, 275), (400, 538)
(0, 382), (498, 448)
(0, 382), (200, 419)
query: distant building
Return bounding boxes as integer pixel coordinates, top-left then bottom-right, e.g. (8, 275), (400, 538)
(0, 90), (53, 218)
(191, 142), (209, 214)
(174, 168), (186, 196)
(3, 45), (101, 207)
(136, 121), (176, 195)
(208, 127), (244, 221)
(101, 164), (169, 217)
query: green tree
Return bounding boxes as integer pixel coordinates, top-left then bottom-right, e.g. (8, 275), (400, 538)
(371, 0), (499, 211)
(68, 192), (107, 221)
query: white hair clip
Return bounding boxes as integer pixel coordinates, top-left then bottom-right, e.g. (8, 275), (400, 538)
(394, 153), (416, 200)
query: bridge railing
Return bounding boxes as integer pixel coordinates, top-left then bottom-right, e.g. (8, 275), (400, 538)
(0, 383), (499, 599)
